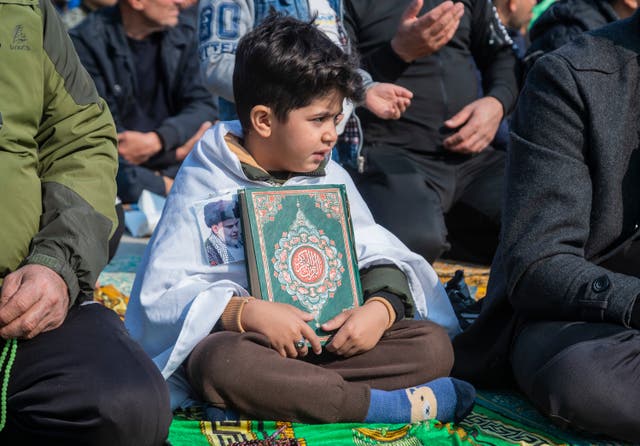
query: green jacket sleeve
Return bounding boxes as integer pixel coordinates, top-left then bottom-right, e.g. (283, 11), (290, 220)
(360, 265), (415, 318)
(23, 0), (118, 305)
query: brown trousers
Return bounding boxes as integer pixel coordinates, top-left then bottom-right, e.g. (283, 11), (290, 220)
(185, 319), (453, 423)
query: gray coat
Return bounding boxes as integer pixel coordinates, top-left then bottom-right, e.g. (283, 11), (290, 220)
(453, 11), (640, 386)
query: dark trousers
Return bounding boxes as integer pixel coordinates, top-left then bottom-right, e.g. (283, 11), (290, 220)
(350, 145), (504, 264)
(511, 320), (640, 442)
(0, 303), (171, 446)
(108, 201), (125, 262)
(185, 320), (453, 424)
(116, 157), (181, 204)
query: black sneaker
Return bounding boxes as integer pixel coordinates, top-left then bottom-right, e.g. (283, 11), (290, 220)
(445, 270), (482, 330)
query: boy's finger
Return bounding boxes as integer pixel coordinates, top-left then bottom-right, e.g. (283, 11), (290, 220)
(291, 306), (315, 320)
(288, 338), (305, 358)
(280, 344), (294, 358)
(325, 326), (350, 353)
(339, 344), (359, 358)
(332, 338), (354, 357)
(300, 325), (322, 354)
(321, 310), (349, 331)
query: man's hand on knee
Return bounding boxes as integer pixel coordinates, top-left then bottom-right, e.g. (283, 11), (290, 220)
(0, 264), (69, 339)
(443, 96), (504, 154)
(117, 130), (163, 165)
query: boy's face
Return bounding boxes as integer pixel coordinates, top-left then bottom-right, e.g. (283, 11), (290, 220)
(254, 90), (344, 173)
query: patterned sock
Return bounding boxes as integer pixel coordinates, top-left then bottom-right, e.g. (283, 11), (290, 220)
(364, 377), (475, 424)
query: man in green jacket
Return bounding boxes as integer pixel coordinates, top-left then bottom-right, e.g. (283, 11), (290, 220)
(0, 1), (171, 444)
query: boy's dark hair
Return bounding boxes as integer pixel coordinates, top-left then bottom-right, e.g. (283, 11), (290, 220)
(233, 14), (364, 130)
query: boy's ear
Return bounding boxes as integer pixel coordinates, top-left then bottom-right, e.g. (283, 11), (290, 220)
(249, 105), (273, 138)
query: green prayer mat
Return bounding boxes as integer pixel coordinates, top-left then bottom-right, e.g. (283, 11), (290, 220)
(168, 418), (514, 446)
(167, 391), (631, 446)
(473, 391), (631, 446)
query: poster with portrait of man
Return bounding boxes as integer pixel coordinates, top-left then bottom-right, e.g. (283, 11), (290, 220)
(192, 193), (245, 266)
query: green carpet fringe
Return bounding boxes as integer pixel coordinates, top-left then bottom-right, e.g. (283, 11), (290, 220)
(0, 338), (17, 432)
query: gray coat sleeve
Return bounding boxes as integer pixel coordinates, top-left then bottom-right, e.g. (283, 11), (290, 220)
(503, 53), (640, 326)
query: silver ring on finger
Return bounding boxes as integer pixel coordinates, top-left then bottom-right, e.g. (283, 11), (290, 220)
(294, 338), (306, 350)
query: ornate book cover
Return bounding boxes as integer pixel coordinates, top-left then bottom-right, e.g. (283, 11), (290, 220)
(239, 185), (363, 343)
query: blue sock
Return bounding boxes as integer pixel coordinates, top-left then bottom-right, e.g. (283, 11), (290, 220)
(205, 405), (239, 421)
(364, 377), (475, 424)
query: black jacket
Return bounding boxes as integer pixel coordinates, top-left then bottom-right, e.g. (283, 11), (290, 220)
(70, 6), (217, 156)
(525, 0), (619, 69)
(453, 12), (640, 387)
(344, 0), (518, 154)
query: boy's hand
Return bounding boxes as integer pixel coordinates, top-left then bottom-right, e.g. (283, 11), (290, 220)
(321, 300), (391, 357)
(365, 83), (413, 120)
(241, 299), (322, 358)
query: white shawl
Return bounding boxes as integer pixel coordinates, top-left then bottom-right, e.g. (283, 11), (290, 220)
(124, 121), (460, 409)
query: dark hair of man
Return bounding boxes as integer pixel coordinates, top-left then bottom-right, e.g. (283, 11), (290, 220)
(233, 13), (364, 130)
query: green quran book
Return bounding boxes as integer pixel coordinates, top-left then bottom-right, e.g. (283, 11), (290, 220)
(239, 185), (363, 344)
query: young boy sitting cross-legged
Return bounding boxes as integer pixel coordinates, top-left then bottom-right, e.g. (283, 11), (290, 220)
(125, 14), (475, 424)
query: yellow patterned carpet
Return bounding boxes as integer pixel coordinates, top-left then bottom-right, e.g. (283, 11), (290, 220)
(94, 284), (129, 320)
(95, 260), (491, 320)
(433, 260), (490, 300)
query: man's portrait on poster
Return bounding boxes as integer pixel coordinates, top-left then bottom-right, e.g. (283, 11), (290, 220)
(197, 196), (245, 266)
